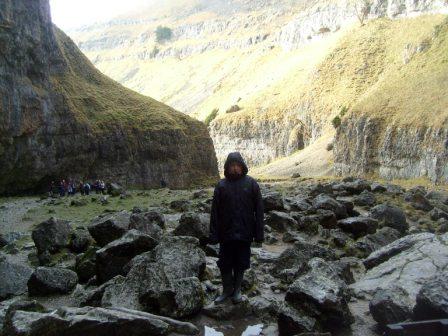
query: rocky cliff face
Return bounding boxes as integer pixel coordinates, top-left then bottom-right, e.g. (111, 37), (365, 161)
(333, 14), (448, 184)
(0, 0), (218, 194)
(334, 118), (448, 183)
(69, 0), (447, 181)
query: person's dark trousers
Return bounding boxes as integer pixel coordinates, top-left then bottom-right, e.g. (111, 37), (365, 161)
(215, 240), (251, 304)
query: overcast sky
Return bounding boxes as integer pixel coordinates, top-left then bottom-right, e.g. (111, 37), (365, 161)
(50, 0), (148, 30)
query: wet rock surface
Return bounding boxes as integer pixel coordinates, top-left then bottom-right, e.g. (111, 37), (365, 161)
(1, 178), (448, 336)
(27, 267), (78, 296)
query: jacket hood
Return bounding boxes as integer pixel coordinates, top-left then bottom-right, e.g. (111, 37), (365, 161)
(224, 152), (248, 179)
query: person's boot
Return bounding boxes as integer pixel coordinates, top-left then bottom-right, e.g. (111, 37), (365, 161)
(231, 269), (245, 304)
(214, 270), (234, 304)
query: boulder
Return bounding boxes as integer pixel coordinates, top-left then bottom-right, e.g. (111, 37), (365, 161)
(332, 179), (371, 195)
(129, 211), (165, 238)
(277, 303), (317, 336)
(31, 217), (73, 254)
(371, 182), (387, 193)
(173, 212), (210, 244)
(337, 217), (378, 239)
(404, 189), (433, 212)
(385, 184), (405, 195)
(354, 227), (401, 258)
(0, 255), (33, 300)
(369, 204), (408, 234)
(263, 192), (285, 212)
(285, 258), (353, 329)
(301, 210), (337, 230)
(96, 230), (158, 284)
(141, 276), (204, 318)
(352, 233), (448, 314)
(27, 267), (78, 296)
(312, 194), (347, 219)
(69, 227), (93, 253)
(75, 247), (98, 283)
(88, 211), (130, 246)
(369, 287), (413, 325)
(329, 229), (352, 248)
(102, 236), (206, 318)
(363, 232), (434, 270)
(429, 208), (448, 221)
(266, 211), (298, 232)
(273, 238), (335, 277)
(203, 296), (252, 320)
(0, 299), (45, 333)
(3, 306), (198, 336)
(353, 190), (376, 206)
(170, 199), (190, 212)
(413, 271), (448, 320)
(287, 197), (311, 212)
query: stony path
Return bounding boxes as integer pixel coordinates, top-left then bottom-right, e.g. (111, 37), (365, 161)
(0, 197), (41, 234)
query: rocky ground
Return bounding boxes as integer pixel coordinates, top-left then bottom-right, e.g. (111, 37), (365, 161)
(1, 177), (448, 336)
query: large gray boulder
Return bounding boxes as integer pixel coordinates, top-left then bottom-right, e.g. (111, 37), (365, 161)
(128, 211), (165, 238)
(312, 194), (347, 219)
(285, 258), (353, 329)
(332, 179), (371, 195)
(173, 212), (210, 244)
(141, 276), (204, 317)
(27, 267), (78, 296)
(96, 230), (159, 284)
(404, 189), (434, 212)
(0, 255), (33, 300)
(88, 211), (130, 246)
(337, 217), (378, 239)
(266, 211), (298, 232)
(353, 190), (376, 206)
(102, 236), (206, 318)
(363, 232), (434, 270)
(352, 233), (448, 316)
(3, 306), (199, 336)
(413, 271), (448, 320)
(31, 217), (73, 254)
(273, 238), (335, 278)
(0, 299), (46, 333)
(369, 204), (408, 234)
(263, 192), (285, 212)
(354, 227), (401, 258)
(369, 287), (413, 325)
(75, 247), (98, 283)
(277, 303), (317, 336)
(69, 227), (93, 253)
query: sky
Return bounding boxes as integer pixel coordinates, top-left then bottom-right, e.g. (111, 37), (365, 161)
(49, 0), (149, 30)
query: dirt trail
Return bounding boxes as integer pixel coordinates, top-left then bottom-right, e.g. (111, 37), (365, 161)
(0, 197), (41, 234)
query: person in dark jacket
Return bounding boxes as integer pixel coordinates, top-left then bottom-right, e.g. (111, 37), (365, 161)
(209, 152), (264, 304)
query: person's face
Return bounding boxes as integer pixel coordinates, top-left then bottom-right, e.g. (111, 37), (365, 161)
(229, 162), (243, 175)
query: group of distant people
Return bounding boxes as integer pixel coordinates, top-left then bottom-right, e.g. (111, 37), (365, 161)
(48, 179), (106, 197)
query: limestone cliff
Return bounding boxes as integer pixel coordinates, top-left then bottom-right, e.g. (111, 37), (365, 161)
(69, 0), (447, 182)
(0, 0), (219, 194)
(333, 16), (448, 183)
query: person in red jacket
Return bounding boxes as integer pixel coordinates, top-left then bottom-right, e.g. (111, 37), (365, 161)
(209, 152), (264, 304)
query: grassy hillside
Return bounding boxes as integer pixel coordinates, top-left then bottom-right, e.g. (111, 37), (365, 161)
(69, 4), (448, 179)
(52, 27), (207, 134)
(306, 15), (448, 127)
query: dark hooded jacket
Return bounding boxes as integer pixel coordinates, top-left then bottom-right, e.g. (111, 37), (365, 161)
(209, 152), (264, 244)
